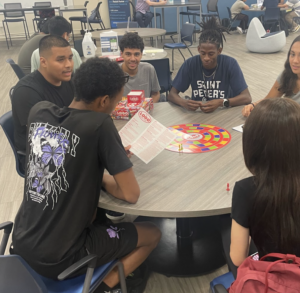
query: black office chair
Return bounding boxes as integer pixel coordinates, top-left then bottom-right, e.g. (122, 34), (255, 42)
(6, 58), (25, 80)
(81, 2), (106, 32)
(202, 0), (220, 23)
(141, 58), (172, 98)
(32, 1), (52, 33)
(0, 111), (25, 178)
(264, 7), (282, 32)
(163, 23), (195, 70)
(69, 0), (89, 43)
(3, 3), (30, 49)
(0, 221), (128, 293)
(226, 7), (240, 31)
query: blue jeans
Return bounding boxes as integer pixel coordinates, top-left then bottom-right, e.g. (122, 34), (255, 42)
(136, 11), (153, 27)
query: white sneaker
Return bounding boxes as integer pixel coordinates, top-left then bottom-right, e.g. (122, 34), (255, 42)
(237, 27), (243, 34)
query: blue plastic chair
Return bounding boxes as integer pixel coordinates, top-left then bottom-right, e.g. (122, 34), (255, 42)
(141, 58), (172, 97)
(6, 58), (26, 80)
(226, 7), (240, 31)
(163, 23), (195, 70)
(0, 221), (127, 293)
(0, 111), (25, 178)
(210, 272), (235, 293)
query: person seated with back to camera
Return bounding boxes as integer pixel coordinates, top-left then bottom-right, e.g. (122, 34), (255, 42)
(230, 98), (300, 276)
(230, 0), (250, 34)
(168, 18), (252, 113)
(119, 32), (162, 103)
(11, 35), (74, 172)
(261, 0), (300, 32)
(11, 57), (162, 293)
(135, 0), (167, 28)
(31, 16), (82, 73)
(242, 35), (300, 117)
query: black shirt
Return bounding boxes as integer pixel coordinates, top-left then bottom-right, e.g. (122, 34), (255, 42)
(11, 70), (74, 154)
(12, 101), (133, 278)
(231, 177), (300, 258)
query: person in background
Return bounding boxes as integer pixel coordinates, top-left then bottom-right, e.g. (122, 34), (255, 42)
(168, 18), (251, 113)
(279, 0), (300, 16)
(230, 98), (300, 269)
(261, 0), (300, 32)
(17, 19), (50, 75)
(242, 35), (300, 117)
(135, 0), (167, 28)
(12, 57), (161, 293)
(119, 32), (161, 103)
(11, 35), (74, 171)
(31, 16), (82, 73)
(230, 0), (250, 34)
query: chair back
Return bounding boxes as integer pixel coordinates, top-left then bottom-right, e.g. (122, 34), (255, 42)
(33, 2), (51, 17)
(117, 21), (138, 28)
(264, 7), (280, 22)
(141, 58), (172, 95)
(227, 7), (232, 19)
(129, 0), (137, 21)
(0, 111), (25, 178)
(88, 2), (102, 21)
(83, 0), (89, 17)
(207, 0), (218, 13)
(4, 3), (24, 18)
(6, 58), (25, 80)
(187, 6), (200, 11)
(247, 17), (266, 39)
(181, 23), (195, 45)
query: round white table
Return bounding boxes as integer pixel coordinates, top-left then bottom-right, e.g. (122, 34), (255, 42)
(99, 102), (250, 276)
(91, 28), (166, 39)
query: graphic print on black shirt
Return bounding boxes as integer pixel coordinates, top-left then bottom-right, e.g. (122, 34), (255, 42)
(26, 122), (80, 210)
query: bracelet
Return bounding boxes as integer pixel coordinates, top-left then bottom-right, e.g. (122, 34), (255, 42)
(251, 102), (255, 108)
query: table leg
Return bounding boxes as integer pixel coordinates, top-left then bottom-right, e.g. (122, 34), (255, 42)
(162, 8), (165, 39)
(134, 216), (226, 277)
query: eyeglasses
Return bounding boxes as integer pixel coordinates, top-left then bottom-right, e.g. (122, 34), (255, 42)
(124, 74), (129, 83)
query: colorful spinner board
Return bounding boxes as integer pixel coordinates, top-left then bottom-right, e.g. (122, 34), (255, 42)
(166, 123), (231, 153)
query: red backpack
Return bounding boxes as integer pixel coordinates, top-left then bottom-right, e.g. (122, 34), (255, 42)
(228, 253), (300, 293)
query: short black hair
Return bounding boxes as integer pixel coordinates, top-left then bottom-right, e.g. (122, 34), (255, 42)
(119, 32), (144, 52)
(40, 18), (50, 34)
(39, 35), (70, 54)
(197, 17), (229, 49)
(73, 58), (126, 103)
(48, 16), (71, 37)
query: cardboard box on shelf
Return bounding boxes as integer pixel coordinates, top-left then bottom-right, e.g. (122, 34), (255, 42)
(111, 97), (153, 120)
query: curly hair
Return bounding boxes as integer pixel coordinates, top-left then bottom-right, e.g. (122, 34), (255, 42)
(73, 58), (126, 103)
(278, 35), (300, 97)
(119, 32), (144, 52)
(197, 17), (229, 49)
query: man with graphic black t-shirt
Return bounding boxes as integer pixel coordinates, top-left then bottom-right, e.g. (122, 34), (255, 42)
(11, 35), (74, 170)
(11, 57), (161, 293)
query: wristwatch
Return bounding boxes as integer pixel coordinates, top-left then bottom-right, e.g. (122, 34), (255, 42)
(223, 99), (230, 108)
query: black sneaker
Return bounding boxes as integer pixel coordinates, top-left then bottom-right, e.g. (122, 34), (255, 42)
(106, 210), (126, 221)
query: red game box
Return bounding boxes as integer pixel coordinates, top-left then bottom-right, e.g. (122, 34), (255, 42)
(111, 97), (153, 120)
(127, 90), (145, 104)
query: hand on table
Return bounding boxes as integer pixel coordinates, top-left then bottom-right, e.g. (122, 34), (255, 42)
(242, 104), (254, 117)
(182, 99), (202, 111)
(125, 145), (133, 158)
(199, 99), (222, 113)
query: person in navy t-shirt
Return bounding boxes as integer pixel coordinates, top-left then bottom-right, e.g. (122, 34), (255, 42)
(169, 18), (252, 113)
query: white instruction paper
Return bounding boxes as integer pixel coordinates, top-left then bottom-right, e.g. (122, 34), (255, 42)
(119, 109), (177, 164)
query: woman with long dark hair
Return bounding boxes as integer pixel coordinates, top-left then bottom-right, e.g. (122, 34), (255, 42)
(230, 98), (300, 266)
(243, 35), (300, 117)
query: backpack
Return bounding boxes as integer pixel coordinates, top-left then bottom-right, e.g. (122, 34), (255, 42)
(228, 253), (300, 293)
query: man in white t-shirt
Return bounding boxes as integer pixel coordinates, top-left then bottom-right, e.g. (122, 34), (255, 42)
(279, 0), (300, 16)
(230, 0), (250, 34)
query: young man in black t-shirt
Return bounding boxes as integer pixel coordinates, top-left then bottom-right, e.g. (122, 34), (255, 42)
(11, 35), (74, 170)
(12, 58), (161, 293)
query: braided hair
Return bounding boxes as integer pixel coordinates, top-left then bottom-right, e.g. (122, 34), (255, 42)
(197, 17), (229, 49)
